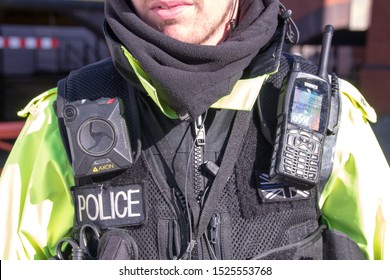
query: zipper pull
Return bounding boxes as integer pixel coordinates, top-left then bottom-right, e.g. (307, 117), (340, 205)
(194, 115), (206, 146)
(210, 214), (221, 244)
(209, 213), (222, 260)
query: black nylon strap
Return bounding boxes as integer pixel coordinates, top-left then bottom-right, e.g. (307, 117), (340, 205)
(139, 100), (201, 225)
(182, 110), (253, 259)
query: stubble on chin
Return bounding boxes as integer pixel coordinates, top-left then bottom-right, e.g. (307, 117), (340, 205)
(152, 2), (232, 45)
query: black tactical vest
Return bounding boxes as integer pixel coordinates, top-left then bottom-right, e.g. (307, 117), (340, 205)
(54, 53), (365, 260)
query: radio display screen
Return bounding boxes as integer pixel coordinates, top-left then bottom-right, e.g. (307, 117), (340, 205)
(290, 85), (323, 131)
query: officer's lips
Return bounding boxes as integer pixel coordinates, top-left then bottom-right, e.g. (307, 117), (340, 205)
(151, 1), (193, 20)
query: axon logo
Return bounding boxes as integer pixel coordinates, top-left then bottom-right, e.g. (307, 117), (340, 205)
(72, 184), (146, 228)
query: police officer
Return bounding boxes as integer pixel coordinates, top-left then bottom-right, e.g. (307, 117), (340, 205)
(0, 0), (389, 260)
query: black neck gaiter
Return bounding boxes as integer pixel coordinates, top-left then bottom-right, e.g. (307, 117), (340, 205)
(105, 0), (280, 120)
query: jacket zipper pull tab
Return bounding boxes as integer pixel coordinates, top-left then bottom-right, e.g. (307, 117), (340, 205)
(194, 115), (206, 146)
(210, 214), (219, 244)
(210, 213), (222, 259)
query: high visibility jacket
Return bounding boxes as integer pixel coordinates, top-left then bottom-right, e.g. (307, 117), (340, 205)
(0, 67), (389, 259)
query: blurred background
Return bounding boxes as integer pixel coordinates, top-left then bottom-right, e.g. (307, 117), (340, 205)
(0, 0), (389, 172)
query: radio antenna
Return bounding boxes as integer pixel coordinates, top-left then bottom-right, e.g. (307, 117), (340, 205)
(317, 25), (334, 80)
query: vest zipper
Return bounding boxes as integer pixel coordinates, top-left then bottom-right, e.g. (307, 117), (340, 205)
(193, 115), (206, 202)
(189, 115), (206, 260)
(210, 213), (222, 259)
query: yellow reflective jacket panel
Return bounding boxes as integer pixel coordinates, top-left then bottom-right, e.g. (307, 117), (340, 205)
(320, 79), (390, 260)
(0, 80), (389, 260)
(0, 89), (74, 260)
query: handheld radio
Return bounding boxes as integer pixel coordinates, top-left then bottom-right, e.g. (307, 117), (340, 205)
(269, 25), (334, 190)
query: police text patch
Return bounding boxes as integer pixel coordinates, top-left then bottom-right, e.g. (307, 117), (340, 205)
(72, 183), (146, 229)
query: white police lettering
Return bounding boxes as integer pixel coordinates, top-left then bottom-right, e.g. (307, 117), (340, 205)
(73, 184), (145, 228)
(77, 189), (141, 222)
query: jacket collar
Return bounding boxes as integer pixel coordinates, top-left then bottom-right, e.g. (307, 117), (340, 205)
(103, 19), (286, 116)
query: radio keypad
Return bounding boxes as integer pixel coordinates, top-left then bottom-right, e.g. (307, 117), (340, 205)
(283, 129), (321, 181)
